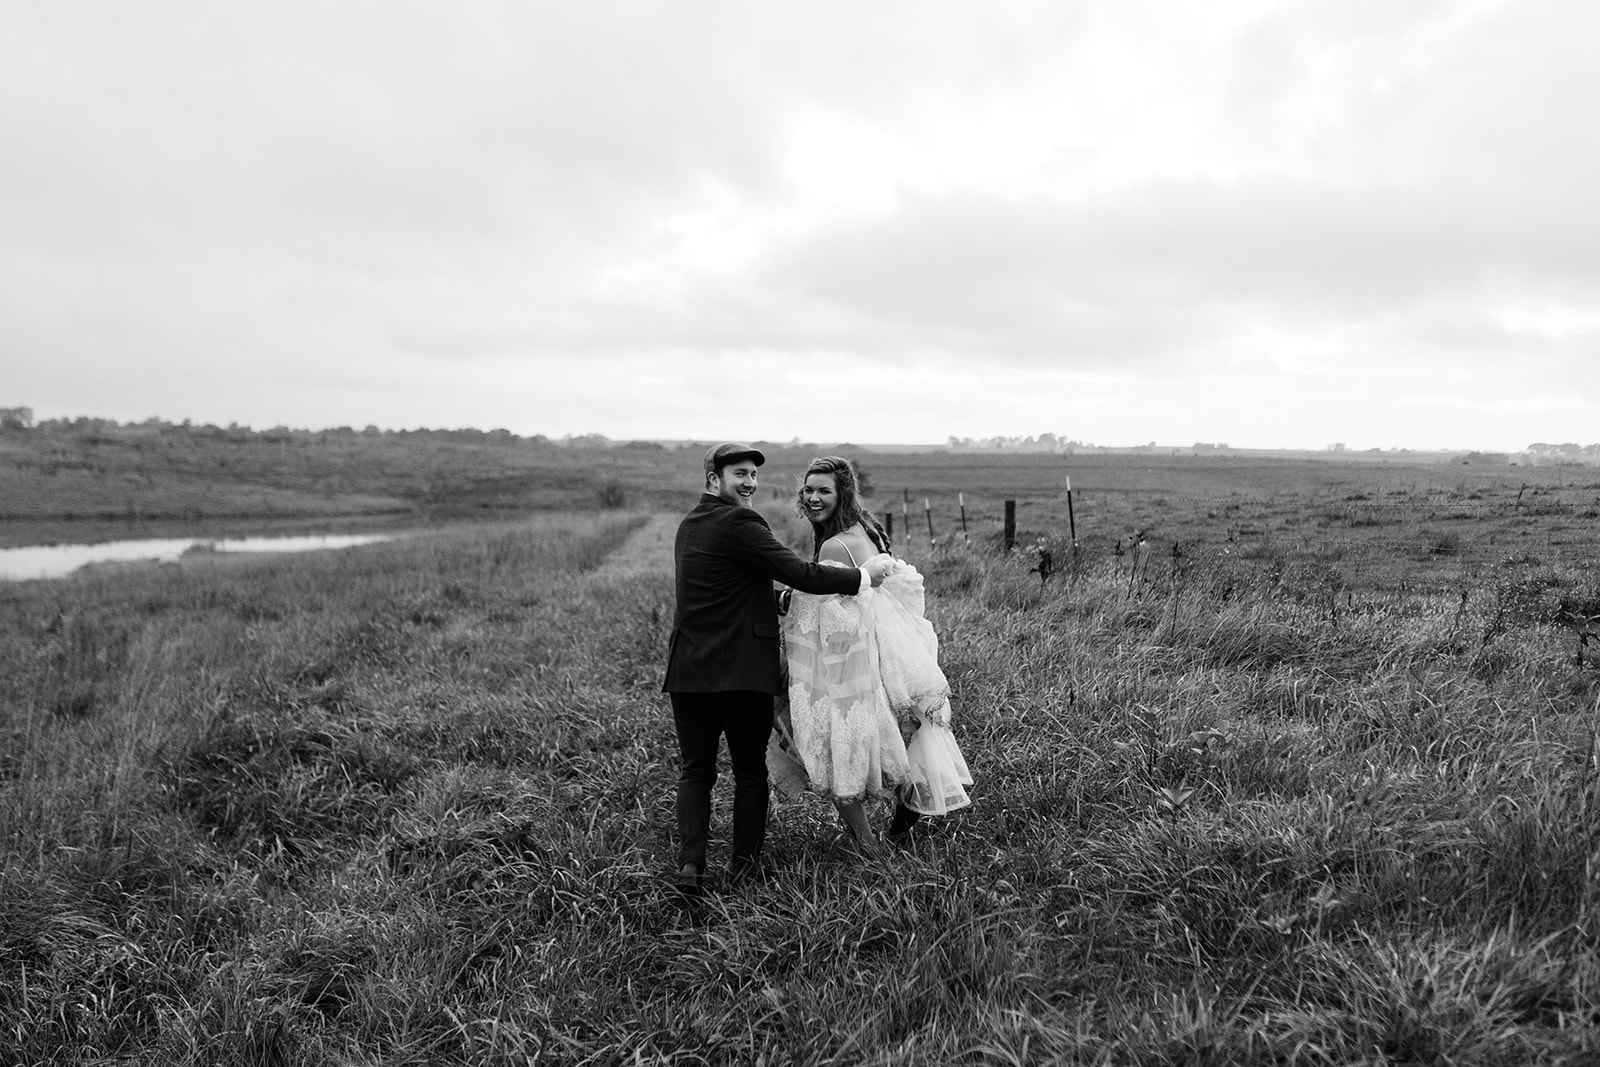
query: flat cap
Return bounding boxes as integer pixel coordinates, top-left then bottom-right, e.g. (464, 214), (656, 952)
(704, 442), (766, 475)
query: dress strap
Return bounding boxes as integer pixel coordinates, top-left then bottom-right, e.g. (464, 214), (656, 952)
(826, 536), (860, 566)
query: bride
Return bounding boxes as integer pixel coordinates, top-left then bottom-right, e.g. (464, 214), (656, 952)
(770, 455), (972, 853)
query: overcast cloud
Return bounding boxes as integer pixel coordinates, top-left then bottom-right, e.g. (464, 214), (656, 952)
(3, 0), (1596, 450)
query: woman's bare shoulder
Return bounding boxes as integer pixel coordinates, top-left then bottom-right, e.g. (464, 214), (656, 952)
(817, 536), (855, 566)
(821, 525), (875, 565)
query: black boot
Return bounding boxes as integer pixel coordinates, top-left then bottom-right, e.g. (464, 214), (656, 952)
(887, 802), (922, 841)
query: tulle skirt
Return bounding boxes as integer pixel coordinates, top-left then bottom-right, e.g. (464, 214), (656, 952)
(902, 714), (973, 816)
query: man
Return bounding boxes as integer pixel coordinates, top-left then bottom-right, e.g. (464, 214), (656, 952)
(664, 442), (894, 891)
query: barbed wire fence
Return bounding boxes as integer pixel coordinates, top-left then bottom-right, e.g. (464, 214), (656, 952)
(881, 491), (1600, 660)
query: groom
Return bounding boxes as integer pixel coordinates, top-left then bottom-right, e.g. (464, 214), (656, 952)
(663, 442), (893, 891)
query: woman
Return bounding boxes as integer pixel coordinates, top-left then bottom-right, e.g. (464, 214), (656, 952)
(769, 456), (972, 854)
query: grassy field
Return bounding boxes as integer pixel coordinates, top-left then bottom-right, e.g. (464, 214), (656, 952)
(4, 455), (1600, 1064)
(0, 426), (682, 547)
(8, 422), (1596, 561)
(828, 451), (1600, 596)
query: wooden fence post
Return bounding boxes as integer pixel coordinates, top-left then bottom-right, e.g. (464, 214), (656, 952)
(1066, 475), (1076, 544)
(1004, 500), (1016, 551)
(1066, 474), (1079, 570)
(924, 497), (936, 547)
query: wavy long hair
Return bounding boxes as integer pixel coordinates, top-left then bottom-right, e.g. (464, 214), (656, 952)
(795, 456), (890, 560)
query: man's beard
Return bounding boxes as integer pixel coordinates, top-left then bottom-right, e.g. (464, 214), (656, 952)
(717, 483), (756, 508)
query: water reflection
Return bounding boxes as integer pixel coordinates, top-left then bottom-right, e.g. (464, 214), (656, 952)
(0, 533), (395, 581)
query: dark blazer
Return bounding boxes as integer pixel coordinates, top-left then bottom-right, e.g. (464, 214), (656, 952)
(664, 493), (866, 695)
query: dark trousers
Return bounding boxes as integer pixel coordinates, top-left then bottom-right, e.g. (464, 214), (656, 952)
(671, 690), (773, 871)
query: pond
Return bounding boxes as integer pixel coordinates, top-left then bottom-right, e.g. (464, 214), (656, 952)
(0, 533), (398, 581)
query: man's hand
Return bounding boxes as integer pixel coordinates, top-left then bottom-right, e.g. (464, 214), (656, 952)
(863, 553), (896, 587)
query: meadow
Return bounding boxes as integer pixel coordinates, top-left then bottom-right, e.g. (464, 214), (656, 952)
(3, 443), (1600, 1064)
(0, 422), (685, 547)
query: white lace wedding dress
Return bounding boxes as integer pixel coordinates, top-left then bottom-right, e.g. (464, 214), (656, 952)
(769, 560), (973, 815)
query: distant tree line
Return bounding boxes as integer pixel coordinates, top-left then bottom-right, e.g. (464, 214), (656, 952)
(5, 406), (1599, 458)
(946, 432), (1085, 452)
(1526, 442), (1600, 456)
(0, 409), (660, 451)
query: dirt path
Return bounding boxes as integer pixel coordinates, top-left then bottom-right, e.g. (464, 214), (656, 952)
(597, 512), (677, 577)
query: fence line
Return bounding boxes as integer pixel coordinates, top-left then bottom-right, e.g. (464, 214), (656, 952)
(881, 493), (1600, 598)
(869, 491), (1599, 651)
(883, 495), (1600, 548)
(931, 492), (1600, 507)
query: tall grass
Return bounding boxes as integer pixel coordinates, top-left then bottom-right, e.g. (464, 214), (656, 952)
(3, 508), (1598, 1064)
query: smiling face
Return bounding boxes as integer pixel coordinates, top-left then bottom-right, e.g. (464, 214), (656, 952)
(709, 460), (760, 508)
(799, 472), (840, 527)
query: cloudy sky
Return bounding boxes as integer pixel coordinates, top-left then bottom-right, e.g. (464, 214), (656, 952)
(3, 0), (1597, 451)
